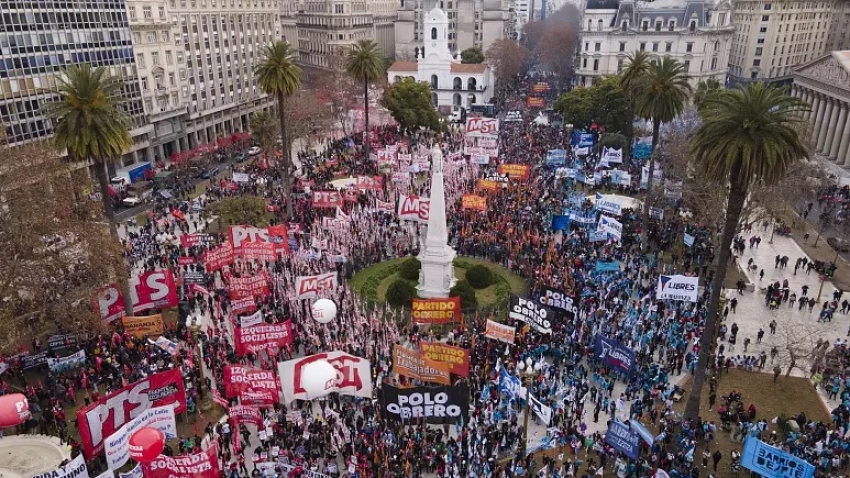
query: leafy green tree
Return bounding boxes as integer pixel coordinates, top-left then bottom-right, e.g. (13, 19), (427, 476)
(249, 111), (278, 161)
(555, 86), (594, 129)
(449, 280), (478, 310)
(255, 41), (303, 216)
(211, 196), (274, 231)
(618, 51), (651, 163)
(599, 133), (627, 150)
(465, 265), (493, 289)
(398, 257), (421, 281)
(380, 78), (440, 133)
(460, 47), (485, 64)
(46, 63), (134, 313)
(554, 77), (629, 133)
(635, 57), (692, 249)
(345, 40), (385, 161)
(694, 77), (723, 112)
(685, 84), (808, 420)
(386, 278), (417, 307)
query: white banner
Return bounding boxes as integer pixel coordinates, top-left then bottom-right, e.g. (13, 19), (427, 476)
(397, 195), (430, 223)
(656, 275), (699, 302)
(95, 470), (115, 478)
(294, 272), (338, 299)
(148, 336), (180, 355)
(277, 352), (373, 403)
(33, 454), (89, 478)
(232, 172), (250, 183)
(597, 215), (623, 242)
(465, 117), (499, 136)
(104, 406), (177, 470)
(528, 392), (552, 426)
(47, 349), (86, 372)
(594, 193), (622, 216)
(574, 146), (589, 156)
(469, 153), (490, 165)
(602, 147), (623, 164)
(240, 310), (264, 328)
(118, 464), (142, 478)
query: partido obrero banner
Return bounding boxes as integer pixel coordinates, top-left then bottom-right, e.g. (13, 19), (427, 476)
(392, 345), (451, 385)
(411, 297), (461, 324)
(509, 295), (554, 334)
(419, 342), (470, 377)
(77, 370), (187, 458)
(381, 384), (469, 424)
(656, 274), (699, 302)
(537, 287), (578, 320)
(104, 406), (177, 470)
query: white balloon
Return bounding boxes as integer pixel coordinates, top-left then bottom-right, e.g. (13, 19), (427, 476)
(301, 360), (337, 398)
(311, 298), (337, 324)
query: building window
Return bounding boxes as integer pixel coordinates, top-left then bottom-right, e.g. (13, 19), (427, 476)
(757, 37), (765, 43)
(665, 42), (672, 52)
(129, 6), (137, 20)
(587, 19), (592, 31)
(652, 42), (659, 52)
(655, 21), (662, 31)
(162, 31), (169, 42)
(137, 54), (146, 68)
(683, 60), (690, 71)
(335, 4), (343, 13)
(147, 32), (156, 42)
(431, 74), (438, 89)
(751, 71), (758, 79)
(597, 19), (603, 31)
(431, 27), (437, 40)
(618, 59), (623, 71)
(762, 15), (770, 21)
(642, 21), (649, 31)
(755, 47), (763, 55)
(621, 21), (628, 31)
(582, 58), (587, 68)
(593, 59), (599, 71)
(143, 6), (152, 18)
(686, 42), (693, 52)
(753, 59), (761, 66)
(639, 42), (646, 51)
(141, 76), (149, 90)
(760, 26), (767, 32)
(166, 51), (173, 64)
(764, 3), (771, 9)
(689, 20), (696, 31)
(619, 41), (626, 52)
(595, 42), (601, 51)
(133, 32), (142, 43)
(152, 52), (160, 65)
(159, 6), (166, 18)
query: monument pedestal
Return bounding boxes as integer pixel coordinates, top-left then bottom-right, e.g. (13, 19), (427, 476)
(417, 141), (457, 298)
(417, 248), (457, 298)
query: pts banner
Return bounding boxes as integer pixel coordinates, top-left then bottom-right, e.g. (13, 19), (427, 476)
(411, 297), (461, 324)
(381, 385), (469, 424)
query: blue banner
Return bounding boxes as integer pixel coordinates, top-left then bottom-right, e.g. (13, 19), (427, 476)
(568, 209), (597, 226)
(630, 420), (655, 445)
(594, 335), (636, 374)
(741, 437), (815, 478)
(594, 260), (621, 272)
(545, 149), (567, 167)
(499, 368), (521, 400)
(684, 233), (695, 247)
(552, 215), (570, 231)
(633, 136), (652, 160)
(571, 132), (595, 148)
(605, 421), (640, 459)
(588, 231), (608, 242)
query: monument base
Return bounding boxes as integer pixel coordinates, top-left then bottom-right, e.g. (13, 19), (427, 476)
(416, 248), (457, 298)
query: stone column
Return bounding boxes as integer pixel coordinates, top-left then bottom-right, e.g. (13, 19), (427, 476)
(830, 102), (847, 159)
(824, 101), (842, 156)
(836, 111), (850, 162)
(817, 98), (834, 151)
(810, 93), (823, 131)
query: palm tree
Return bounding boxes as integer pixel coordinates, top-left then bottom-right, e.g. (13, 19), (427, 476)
(345, 40), (385, 164)
(47, 63), (135, 314)
(685, 83), (808, 420)
(635, 57), (692, 249)
(255, 41), (303, 216)
(693, 77), (723, 112)
(618, 50), (651, 164)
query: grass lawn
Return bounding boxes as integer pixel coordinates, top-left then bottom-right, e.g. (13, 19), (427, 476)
(722, 261), (750, 290)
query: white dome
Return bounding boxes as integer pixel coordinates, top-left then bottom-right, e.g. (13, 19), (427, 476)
(426, 7), (448, 23)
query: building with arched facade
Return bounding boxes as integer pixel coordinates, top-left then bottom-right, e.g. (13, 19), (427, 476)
(791, 51), (850, 168)
(386, 7), (493, 113)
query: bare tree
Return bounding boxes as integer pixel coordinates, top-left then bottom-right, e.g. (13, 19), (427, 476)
(310, 53), (359, 138)
(485, 40), (531, 95)
(535, 23), (577, 77)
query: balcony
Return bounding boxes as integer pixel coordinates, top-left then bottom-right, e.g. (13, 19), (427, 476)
(154, 85), (170, 96)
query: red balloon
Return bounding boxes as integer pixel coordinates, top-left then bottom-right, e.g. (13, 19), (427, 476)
(0, 394), (31, 428)
(128, 427), (165, 463)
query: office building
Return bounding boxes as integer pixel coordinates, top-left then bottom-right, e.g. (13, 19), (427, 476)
(0, 0), (149, 170)
(826, 0), (850, 52)
(575, 0), (734, 87)
(728, 0), (835, 84)
(395, 0), (511, 61)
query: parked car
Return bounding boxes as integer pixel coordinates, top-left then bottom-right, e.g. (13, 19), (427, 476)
(827, 236), (850, 252)
(201, 166), (220, 179)
(121, 196), (145, 207)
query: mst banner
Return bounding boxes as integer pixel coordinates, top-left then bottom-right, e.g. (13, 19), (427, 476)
(234, 321), (294, 355)
(223, 365), (279, 400)
(294, 272), (339, 299)
(142, 446), (220, 478)
(392, 345), (451, 385)
(77, 369), (187, 458)
(381, 385), (469, 424)
(411, 297), (461, 324)
(419, 342), (470, 377)
(537, 287), (579, 320)
(278, 351), (373, 403)
(509, 295), (554, 334)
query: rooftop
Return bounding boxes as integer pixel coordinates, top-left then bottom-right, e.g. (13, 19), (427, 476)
(387, 61), (418, 72)
(450, 63), (487, 74)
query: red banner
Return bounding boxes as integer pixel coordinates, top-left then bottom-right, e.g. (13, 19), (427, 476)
(234, 321), (294, 355)
(92, 285), (124, 323)
(419, 341), (470, 377)
(131, 269), (179, 313)
(77, 370), (187, 458)
(180, 233), (210, 248)
(311, 190), (343, 208)
(177, 256), (195, 265)
(204, 242), (234, 272)
(239, 241), (276, 262)
(231, 297), (257, 315)
(228, 405), (263, 426)
(278, 351), (373, 403)
(229, 225), (289, 255)
(239, 389), (277, 406)
(531, 82), (550, 93)
(223, 365), (279, 400)
(142, 446), (220, 478)
(356, 175), (383, 191)
(228, 273), (270, 300)
(411, 297), (462, 324)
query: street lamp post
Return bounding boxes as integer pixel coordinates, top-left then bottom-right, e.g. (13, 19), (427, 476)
(189, 321), (213, 412)
(516, 357), (541, 459)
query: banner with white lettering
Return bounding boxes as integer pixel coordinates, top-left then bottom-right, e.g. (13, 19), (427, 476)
(240, 310), (263, 328)
(597, 215), (623, 242)
(594, 192), (623, 216)
(656, 275), (699, 302)
(528, 392), (552, 425)
(142, 446), (220, 478)
(294, 272), (338, 299)
(536, 287), (578, 321)
(278, 352), (372, 403)
(104, 406), (177, 470)
(117, 465), (141, 478)
(46, 349), (86, 373)
(32, 454), (89, 478)
(234, 321), (294, 355)
(380, 384), (469, 424)
(509, 295), (554, 334)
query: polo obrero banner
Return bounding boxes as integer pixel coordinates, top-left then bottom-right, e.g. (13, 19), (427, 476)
(380, 385), (469, 424)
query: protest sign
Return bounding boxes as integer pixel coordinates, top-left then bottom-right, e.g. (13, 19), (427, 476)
(234, 321), (294, 355)
(509, 295), (554, 334)
(278, 352), (373, 403)
(594, 335), (636, 374)
(381, 385), (469, 424)
(311, 190), (343, 208)
(142, 446), (220, 478)
(223, 365), (280, 399)
(740, 437), (815, 478)
(397, 195), (430, 222)
(485, 320), (515, 344)
(411, 297), (461, 324)
(461, 194), (487, 211)
(104, 406), (176, 469)
(121, 314), (164, 338)
(497, 164), (531, 180)
(656, 274), (699, 302)
(33, 455), (89, 478)
(204, 242), (235, 272)
(418, 342), (470, 376)
(47, 350), (86, 373)
(605, 421), (640, 459)
(392, 345), (451, 385)
(294, 272), (338, 299)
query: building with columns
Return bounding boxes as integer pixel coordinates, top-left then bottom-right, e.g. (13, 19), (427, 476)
(791, 50), (850, 167)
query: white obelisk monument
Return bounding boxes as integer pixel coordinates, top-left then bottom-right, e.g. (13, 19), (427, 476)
(417, 141), (457, 298)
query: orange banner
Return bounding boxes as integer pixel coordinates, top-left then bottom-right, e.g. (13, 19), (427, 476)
(527, 96), (545, 108)
(419, 342), (470, 377)
(498, 164), (531, 180)
(478, 179), (499, 191)
(392, 345), (451, 384)
(485, 319), (516, 344)
(122, 314), (164, 338)
(411, 297), (462, 324)
(461, 194), (487, 211)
